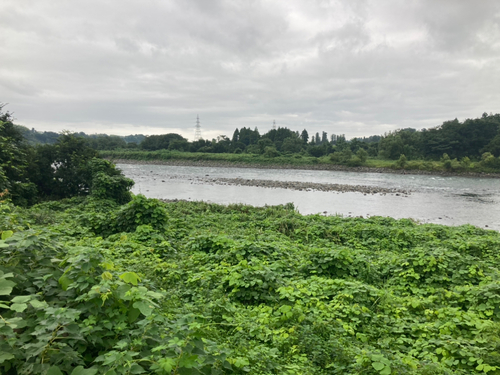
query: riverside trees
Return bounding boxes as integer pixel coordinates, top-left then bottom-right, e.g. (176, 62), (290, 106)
(0, 105), (133, 206)
(129, 113), (500, 163)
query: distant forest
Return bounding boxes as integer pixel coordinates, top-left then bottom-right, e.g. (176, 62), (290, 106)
(16, 126), (145, 149)
(15, 112), (500, 160)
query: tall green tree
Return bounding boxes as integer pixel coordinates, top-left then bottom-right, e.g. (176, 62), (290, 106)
(0, 105), (37, 205)
(29, 133), (133, 202)
(300, 129), (309, 144)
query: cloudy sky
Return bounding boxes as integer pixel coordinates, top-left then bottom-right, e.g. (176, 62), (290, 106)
(1, 0), (499, 141)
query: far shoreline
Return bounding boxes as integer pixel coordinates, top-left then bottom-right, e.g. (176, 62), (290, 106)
(109, 158), (500, 179)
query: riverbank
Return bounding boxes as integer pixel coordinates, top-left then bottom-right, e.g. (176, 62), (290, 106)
(110, 158), (500, 178)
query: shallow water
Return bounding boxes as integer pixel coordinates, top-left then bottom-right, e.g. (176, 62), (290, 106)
(117, 164), (500, 230)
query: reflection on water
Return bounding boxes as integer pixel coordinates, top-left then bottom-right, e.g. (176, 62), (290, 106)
(117, 164), (500, 231)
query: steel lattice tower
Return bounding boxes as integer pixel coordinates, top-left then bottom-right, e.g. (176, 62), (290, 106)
(194, 115), (201, 141)
(272, 119), (276, 130)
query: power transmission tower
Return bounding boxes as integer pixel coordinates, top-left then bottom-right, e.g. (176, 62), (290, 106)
(272, 120), (276, 130)
(194, 115), (201, 141)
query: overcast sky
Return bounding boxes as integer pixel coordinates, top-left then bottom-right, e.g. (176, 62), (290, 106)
(1, 0), (499, 141)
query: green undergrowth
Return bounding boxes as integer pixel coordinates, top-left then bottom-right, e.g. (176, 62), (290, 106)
(2, 196), (500, 374)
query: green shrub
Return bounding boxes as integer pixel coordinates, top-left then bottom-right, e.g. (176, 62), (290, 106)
(394, 154), (407, 169)
(223, 259), (283, 303)
(481, 152), (500, 169)
(91, 172), (133, 204)
(329, 149), (353, 164)
(114, 194), (168, 233)
(356, 148), (368, 163)
(0, 229), (230, 374)
(264, 146), (279, 158)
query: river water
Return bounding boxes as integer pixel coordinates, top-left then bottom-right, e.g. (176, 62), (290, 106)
(117, 164), (500, 231)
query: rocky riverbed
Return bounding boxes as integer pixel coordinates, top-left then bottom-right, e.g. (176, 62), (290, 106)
(208, 177), (410, 195)
(149, 173), (410, 195)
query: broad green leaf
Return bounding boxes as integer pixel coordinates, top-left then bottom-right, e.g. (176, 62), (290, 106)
(133, 301), (153, 316)
(30, 299), (48, 309)
(47, 366), (64, 375)
(116, 284), (131, 300)
(128, 306), (141, 323)
(101, 271), (113, 281)
(0, 352), (15, 363)
(120, 272), (141, 285)
(58, 275), (73, 290)
(10, 303), (27, 312)
(12, 295), (32, 303)
(1, 230), (13, 240)
(372, 362), (385, 371)
(380, 366), (391, 375)
(0, 279), (15, 296)
(129, 363), (146, 374)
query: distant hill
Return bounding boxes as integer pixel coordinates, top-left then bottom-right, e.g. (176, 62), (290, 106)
(14, 125), (145, 148)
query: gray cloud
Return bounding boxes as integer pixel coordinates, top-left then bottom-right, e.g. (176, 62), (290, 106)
(1, 0), (499, 140)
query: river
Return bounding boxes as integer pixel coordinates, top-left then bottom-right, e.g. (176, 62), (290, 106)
(117, 164), (500, 231)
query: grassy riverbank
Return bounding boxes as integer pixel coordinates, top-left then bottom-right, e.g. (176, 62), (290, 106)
(2, 196), (500, 374)
(101, 149), (500, 177)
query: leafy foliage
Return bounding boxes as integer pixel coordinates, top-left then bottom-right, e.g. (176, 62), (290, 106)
(3, 198), (500, 374)
(0, 106), (133, 205)
(0, 106), (38, 206)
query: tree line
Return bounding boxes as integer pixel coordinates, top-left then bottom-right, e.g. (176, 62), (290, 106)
(6, 105), (500, 176)
(15, 125), (145, 149)
(118, 113), (500, 161)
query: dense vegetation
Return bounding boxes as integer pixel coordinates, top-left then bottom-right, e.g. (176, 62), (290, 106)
(0, 105), (133, 206)
(2, 196), (500, 374)
(3, 104), (500, 373)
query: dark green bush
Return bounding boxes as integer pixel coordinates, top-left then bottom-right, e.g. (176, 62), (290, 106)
(114, 194), (168, 233)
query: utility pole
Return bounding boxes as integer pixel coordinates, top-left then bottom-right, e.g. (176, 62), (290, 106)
(194, 115), (201, 141)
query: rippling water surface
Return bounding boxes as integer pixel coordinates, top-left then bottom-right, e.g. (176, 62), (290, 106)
(117, 164), (500, 230)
